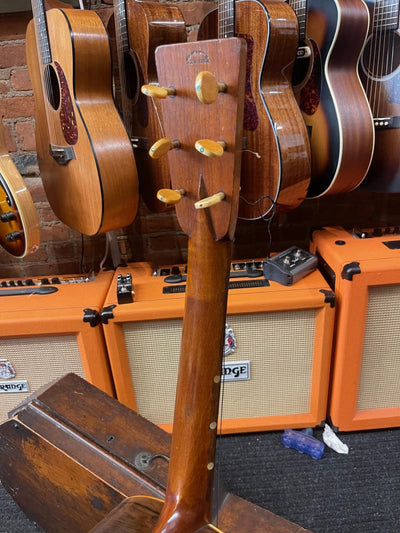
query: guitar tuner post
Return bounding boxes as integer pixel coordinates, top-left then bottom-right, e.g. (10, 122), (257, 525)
(194, 191), (225, 210)
(141, 84), (176, 99)
(195, 139), (226, 158)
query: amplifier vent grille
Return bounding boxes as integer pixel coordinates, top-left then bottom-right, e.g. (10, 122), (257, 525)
(357, 285), (400, 410)
(0, 336), (84, 423)
(122, 309), (316, 426)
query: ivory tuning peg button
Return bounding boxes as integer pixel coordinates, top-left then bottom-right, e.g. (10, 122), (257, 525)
(149, 137), (180, 159)
(195, 139), (226, 158)
(141, 84), (176, 99)
(157, 188), (185, 205)
(194, 191), (225, 209)
(195, 71), (227, 104)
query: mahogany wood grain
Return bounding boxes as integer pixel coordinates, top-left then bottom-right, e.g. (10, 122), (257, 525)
(154, 39), (246, 240)
(198, 0), (311, 219)
(114, 0), (187, 213)
(291, 0), (375, 197)
(0, 119), (40, 257)
(26, 6), (139, 235)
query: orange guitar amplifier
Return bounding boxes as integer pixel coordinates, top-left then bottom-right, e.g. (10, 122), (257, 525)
(311, 226), (400, 431)
(101, 261), (335, 434)
(0, 269), (114, 423)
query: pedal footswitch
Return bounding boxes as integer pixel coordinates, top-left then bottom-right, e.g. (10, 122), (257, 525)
(263, 246), (317, 285)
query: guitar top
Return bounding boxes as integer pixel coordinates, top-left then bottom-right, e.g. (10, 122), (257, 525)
(359, 0), (400, 192)
(291, 0), (375, 197)
(198, 0), (311, 220)
(114, 0), (187, 213)
(27, 2), (139, 236)
(0, 120), (40, 258)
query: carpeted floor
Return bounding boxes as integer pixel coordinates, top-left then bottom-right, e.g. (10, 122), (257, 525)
(1, 426), (399, 533)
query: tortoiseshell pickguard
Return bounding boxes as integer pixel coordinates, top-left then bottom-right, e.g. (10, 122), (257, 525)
(238, 33), (259, 131)
(55, 61), (78, 145)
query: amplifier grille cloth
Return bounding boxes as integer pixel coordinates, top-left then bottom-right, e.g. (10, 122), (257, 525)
(0, 336), (84, 423)
(122, 309), (316, 425)
(357, 285), (400, 410)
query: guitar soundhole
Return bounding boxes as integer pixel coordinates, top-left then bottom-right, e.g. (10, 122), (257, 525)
(44, 64), (60, 111)
(361, 33), (400, 81)
(124, 52), (139, 101)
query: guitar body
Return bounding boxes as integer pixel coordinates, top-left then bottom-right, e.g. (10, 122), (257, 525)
(26, 8), (139, 236)
(117, 0), (186, 212)
(198, 0), (311, 219)
(296, 0), (375, 198)
(0, 122), (40, 257)
(359, 0), (400, 192)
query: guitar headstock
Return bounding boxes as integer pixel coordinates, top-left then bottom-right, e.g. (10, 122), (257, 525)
(145, 37), (246, 240)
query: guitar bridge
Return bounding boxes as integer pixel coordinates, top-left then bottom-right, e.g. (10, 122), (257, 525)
(49, 144), (76, 165)
(374, 116), (400, 130)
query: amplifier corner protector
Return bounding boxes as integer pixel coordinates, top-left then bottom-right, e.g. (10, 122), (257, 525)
(100, 304), (116, 325)
(83, 308), (101, 328)
(341, 261), (361, 281)
(319, 289), (336, 308)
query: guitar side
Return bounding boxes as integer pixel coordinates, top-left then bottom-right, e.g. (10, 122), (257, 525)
(26, 8), (139, 236)
(198, 0), (311, 219)
(298, 0), (375, 198)
(117, 0), (186, 213)
(359, 0), (400, 192)
(0, 121), (40, 257)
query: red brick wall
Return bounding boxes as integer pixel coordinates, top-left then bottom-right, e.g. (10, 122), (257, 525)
(0, 2), (399, 279)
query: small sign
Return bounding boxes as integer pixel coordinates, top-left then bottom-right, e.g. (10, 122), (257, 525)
(0, 380), (29, 393)
(222, 361), (250, 382)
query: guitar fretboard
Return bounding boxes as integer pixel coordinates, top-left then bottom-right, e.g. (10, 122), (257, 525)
(288, 0), (308, 42)
(114, 0), (130, 55)
(218, 0), (235, 39)
(31, 0), (52, 65)
(373, 0), (400, 31)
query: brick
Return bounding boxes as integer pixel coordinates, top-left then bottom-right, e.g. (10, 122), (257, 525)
(41, 223), (72, 242)
(0, 13), (31, 41)
(0, 263), (25, 278)
(178, 1), (215, 26)
(10, 68), (31, 91)
(37, 206), (59, 223)
(0, 43), (27, 69)
(0, 95), (35, 119)
(25, 178), (48, 204)
(15, 120), (36, 151)
(0, 80), (9, 95)
(2, 122), (17, 152)
(47, 241), (78, 260)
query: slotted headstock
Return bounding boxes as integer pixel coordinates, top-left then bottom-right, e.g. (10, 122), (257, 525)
(147, 38), (246, 240)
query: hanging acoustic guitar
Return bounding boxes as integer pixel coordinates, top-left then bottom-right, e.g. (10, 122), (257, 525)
(26, 0), (139, 236)
(0, 119), (40, 258)
(288, 0), (375, 197)
(113, 0), (186, 213)
(197, 0), (311, 220)
(359, 0), (400, 192)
